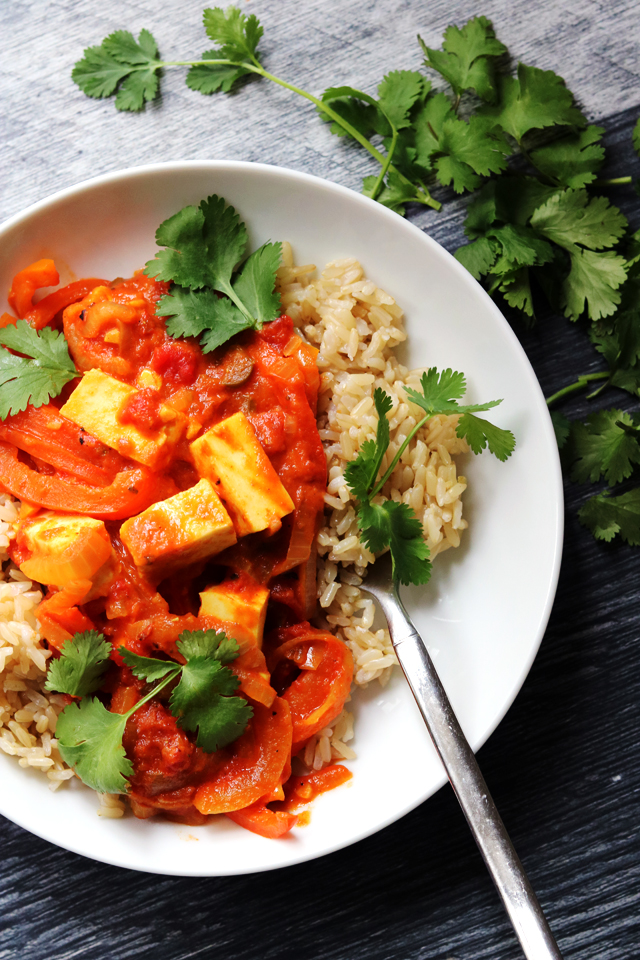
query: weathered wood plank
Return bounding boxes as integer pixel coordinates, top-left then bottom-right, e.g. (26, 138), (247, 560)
(1, 2), (640, 958)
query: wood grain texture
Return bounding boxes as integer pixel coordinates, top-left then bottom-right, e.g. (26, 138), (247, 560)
(1, 2), (640, 958)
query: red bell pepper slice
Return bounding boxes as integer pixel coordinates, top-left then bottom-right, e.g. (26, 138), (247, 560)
(194, 697), (293, 815)
(24, 278), (108, 330)
(226, 802), (297, 839)
(267, 624), (354, 751)
(0, 405), (126, 487)
(0, 440), (157, 519)
(7, 259), (59, 319)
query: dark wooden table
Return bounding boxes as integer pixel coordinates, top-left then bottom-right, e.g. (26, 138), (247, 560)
(1, 1), (639, 957)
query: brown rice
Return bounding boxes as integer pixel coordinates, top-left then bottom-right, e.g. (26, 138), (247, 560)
(277, 245), (469, 768)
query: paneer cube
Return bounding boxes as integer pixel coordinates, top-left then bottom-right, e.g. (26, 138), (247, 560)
(120, 479), (237, 576)
(199, 576), (270, 648)
(60, 368), (187, 469)
(190, 412), (294, 536)
(17, 512), (112, 588)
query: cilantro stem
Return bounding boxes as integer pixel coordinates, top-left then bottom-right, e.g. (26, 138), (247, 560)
(161, 57), (441, 212)
(545, 371), (609, 407)
(254, 66), (441, 210)
(121, 665), (180, 723)
(366, 126), (398, 202)
(371, 413), (431, 498)
(593, 176), (633, 186)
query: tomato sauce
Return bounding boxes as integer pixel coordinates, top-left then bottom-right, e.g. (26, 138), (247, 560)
(3, 268), (353, 837)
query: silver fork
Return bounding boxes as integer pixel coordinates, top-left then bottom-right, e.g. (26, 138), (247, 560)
(360, 554), (563, 960)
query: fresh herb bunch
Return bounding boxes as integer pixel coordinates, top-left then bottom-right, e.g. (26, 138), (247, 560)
(145, 194), (283, 352)
(345, 373), (514, 585)
(46, 628), (252, 794)
(71, 9), (640, 546)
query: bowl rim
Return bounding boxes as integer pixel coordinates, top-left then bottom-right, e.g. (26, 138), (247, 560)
(0, 159), (564, 874)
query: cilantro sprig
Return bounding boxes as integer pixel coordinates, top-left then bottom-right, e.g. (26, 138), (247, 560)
(145, 195), (283, 351)
(71, 10), (640, 547)
(0, 320), (79, 419)
(49, 629), (252, 794)
(345, 374), (514, 586)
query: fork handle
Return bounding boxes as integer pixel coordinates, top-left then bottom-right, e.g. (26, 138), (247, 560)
(388, 597), (563, 959)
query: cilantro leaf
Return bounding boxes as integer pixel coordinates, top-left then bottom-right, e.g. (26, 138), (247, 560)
(145, 204), (209, 288)
(463, 178), (557, 239)
(72, 45), (132, 99)
(454, 236), (497, 279)
(321, 85), (389, 139)
(119, 647), (181, 683)
(53, 625), (252, 796)
(414, 97), (510, 193)
(633, 117), (640, 158)
(406, 367), (467, 410)
(346, 388), (431, 584)
(457, 412), (516, 460)
(405, 368), (504, 418)
(561, 246), (628, 321)
(419, 16), (506, 102)
(232, 242), (283, 326)
(146, 195), (282, 351)
(478, 63), (585, 142)
(187, 6), (264, 96)
(359, 500), (431, 586)
(530, 189), (627, 251)
(413, 92), (456, 169)
(56, 698), (132, 794)
(176, 628), (239, 665)
(551, 411), (571, 450)
(187, 55), (251, 95)
(579, 488), (640, 545)
(114, 68), (159, 113)
(146, 196), (248, 297)
(45, 631), (111, 698)
(346, 369), (513, 586)
(434, 117), (511, 193)
(319, 89), (380, 138)
(362, 170), (419, 216)
(202, 6), (263, 59)
(72, 29), (162, 111)
(376, 71), (427, 130)
(158, 287), (252, 348)
(0, 321), (79, 419)
(529, 126), (605, 188)
(387, 502), (431, 586)
(171, 629), (250, 751)
(499, 267), (535, 318)
(404, 369), (513, 458)
(344, 389), (392, 502)
(488, 224), (554, 272)
(169, 657), (252, 753)
(567, 410), (640, 485)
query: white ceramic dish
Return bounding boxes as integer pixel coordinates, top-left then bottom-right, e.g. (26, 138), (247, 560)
(0, 161), (563, 876)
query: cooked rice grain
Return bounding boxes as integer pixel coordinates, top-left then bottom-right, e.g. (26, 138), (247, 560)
(0, 495), (72, 789)
(278, 247), (469, 702)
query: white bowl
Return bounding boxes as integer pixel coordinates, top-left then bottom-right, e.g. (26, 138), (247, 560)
(0, 161), (563, 876)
